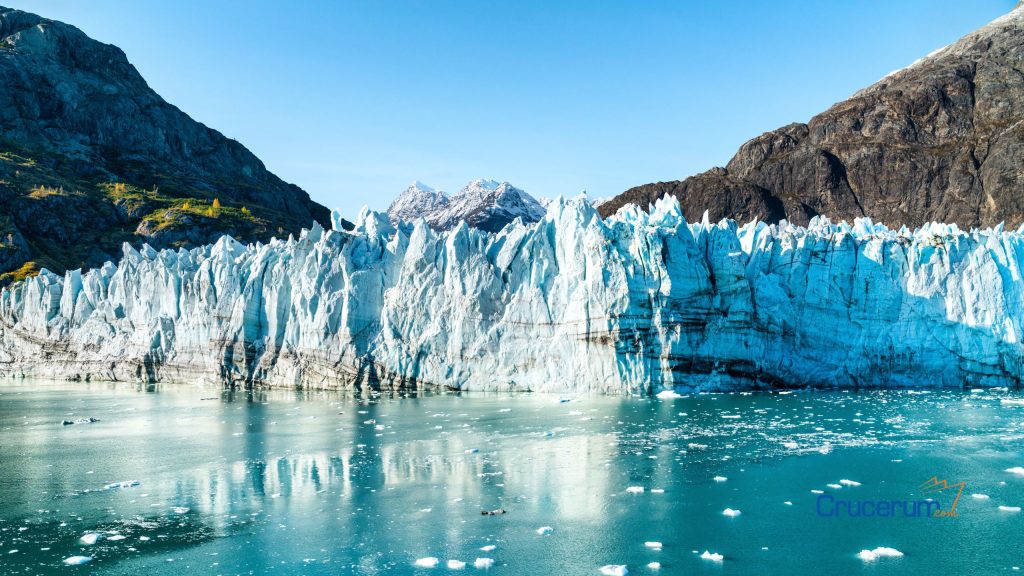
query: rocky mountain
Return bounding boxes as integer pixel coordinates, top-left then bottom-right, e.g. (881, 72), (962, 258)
(387, 179), (546, 232)
(600, 7), (1024, 229)
(387, 181), (451, 223)
(0, 6), (332, 284)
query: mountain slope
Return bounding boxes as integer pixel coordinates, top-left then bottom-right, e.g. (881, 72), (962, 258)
(600, 7), (1024, 228)
(0, 6), (331, 283)
(386, 179), (546, 232)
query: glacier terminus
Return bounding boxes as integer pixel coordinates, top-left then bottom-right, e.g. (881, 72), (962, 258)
(0, 196), (1022, 394)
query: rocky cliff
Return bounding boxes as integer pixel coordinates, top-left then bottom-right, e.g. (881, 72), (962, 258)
(0, 6), (332, 283)
(600, 7), (1024, 229)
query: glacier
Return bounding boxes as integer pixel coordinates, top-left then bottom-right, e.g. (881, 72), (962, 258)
(0, 195), (1022, 394)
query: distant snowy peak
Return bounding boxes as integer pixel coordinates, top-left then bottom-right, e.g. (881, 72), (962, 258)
(386, 181), (450, 224)
(388, 179), (546, 232)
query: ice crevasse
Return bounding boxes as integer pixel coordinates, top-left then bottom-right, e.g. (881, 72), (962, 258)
(0, 195), (1022, 394)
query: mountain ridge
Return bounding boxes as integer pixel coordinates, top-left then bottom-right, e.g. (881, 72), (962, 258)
(0, 5), (332, 283)
(599, 6), (1024, 229)
(386, 178), (546, 232)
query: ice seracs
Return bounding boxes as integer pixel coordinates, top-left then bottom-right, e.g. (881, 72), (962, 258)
(4, 196), (1024, 393)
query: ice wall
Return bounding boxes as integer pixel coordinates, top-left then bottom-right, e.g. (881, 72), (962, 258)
(1, 196), (1022, 393)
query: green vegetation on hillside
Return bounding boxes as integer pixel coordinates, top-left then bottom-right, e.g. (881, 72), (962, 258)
(0, 138), (325, 287)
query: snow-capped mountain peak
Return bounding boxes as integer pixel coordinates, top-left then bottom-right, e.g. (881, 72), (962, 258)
(387, 181), (450, 224)
(388, 178), (547, 232)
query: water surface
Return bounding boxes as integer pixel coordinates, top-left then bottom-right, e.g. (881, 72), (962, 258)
(1, 382), (1023, 574)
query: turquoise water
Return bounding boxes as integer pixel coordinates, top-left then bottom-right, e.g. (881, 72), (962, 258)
(1, 382), (1023, 575)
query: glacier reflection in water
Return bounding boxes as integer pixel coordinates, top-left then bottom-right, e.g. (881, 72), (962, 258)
(0, 382), (1023, 574)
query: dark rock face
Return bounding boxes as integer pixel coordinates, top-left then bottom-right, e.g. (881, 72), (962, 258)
(0, 6), (331, 281)
(601, 9), (1024, 229)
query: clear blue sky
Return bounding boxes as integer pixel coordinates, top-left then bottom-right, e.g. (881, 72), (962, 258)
(23, 0), (1016, 217)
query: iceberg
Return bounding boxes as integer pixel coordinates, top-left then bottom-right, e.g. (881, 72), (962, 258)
(2, 196), (1024, 393)
(857, 547), (904, 561)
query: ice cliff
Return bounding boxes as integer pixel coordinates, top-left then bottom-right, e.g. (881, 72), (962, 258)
(1, 196), (1022, 393)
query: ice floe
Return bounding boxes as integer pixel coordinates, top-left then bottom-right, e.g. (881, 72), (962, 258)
(78, 533), (103, 545)
(700, 550), (724, 562)
(857, 547), (904, 561)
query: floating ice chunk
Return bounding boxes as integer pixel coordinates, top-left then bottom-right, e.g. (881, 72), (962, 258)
(722, 508), (742, 517)
(700, 551), (724, 562)
(626, 486), (644, 494)
(138, 536), (150, 541)
(480, 545), (496, 552)
(1006, 467), (1024, 475)
(172, 507), (189, 514)
(811, 490), (824, 494)
(79, 533), (103, 545)
(971, 494), (990, 500)
(784, 501), (793, 505)
(537, 526), (554, 535)
(447, 559), (466, 569)
(656, 390), (682, 399)
(857, 547), (904, 561)
(414, 557), (440, 567)
(713, 476), (727, 482)
(63, 556), (92, 565)
(999, 506), (1022, 512)
(644, 541), (662, 549)
(106, 534), (126, 541)
(827, 484), (843, 490)
(650, 488), (665, 494)
(599, 565), (628, 576)
(1001, 399), (1024, 406)
(104, 480), (140, 490)
(474, 558), (495, 568)
(839, 479), (861, 486)
(783, 442), (799, 449)
(647, 562), (661, 570)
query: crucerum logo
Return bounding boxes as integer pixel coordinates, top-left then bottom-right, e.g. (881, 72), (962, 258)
(815, 476), (965, 518)
(919, 476), (965, 517)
